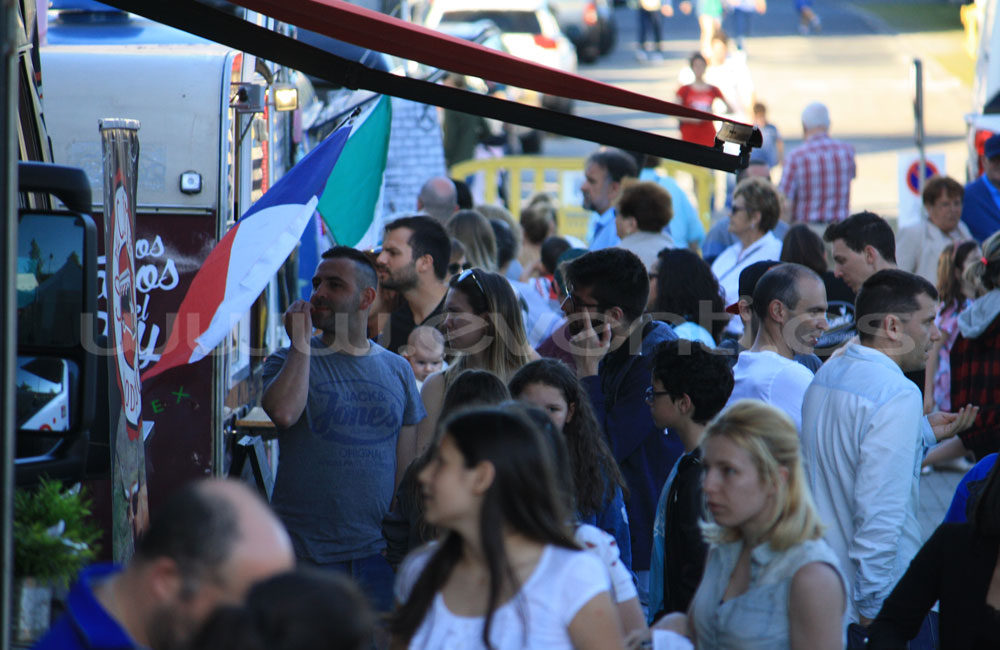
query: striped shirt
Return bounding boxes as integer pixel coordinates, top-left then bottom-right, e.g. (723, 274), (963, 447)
(779, 133), (856, 223)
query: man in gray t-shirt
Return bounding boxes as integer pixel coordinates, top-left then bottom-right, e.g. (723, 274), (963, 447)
(262, 247), (425, 611)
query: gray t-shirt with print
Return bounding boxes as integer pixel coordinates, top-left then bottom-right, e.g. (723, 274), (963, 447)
(262, 338), (425, 564)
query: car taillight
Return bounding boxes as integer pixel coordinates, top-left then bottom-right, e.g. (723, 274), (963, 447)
(976, 129), (995, 177)
(533, 34), (558, 48)
(584, 3), (598, 24)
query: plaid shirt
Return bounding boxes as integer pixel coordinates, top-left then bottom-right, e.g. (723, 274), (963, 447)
(951, 315), (1000, 457)
(779, 133), (856, 224)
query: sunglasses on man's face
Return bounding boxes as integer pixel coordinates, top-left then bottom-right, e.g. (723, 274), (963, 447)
(449, 261), (472, 276)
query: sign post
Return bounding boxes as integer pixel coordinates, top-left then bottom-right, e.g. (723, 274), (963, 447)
(897, 151), (945, 229)
(99, 118), (149, 563)
(912, 59), (927, 194)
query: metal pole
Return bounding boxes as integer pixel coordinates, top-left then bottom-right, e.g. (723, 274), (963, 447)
(1, 0), (19, 648)
(913, 58), (927, 197)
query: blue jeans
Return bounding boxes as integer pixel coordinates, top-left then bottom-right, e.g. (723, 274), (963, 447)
(312, 552), (396, 613)
(730, 9), (753, 48)
(637, 10), (662, 50)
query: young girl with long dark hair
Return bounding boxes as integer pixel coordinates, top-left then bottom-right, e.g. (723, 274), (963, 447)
(389, 408), (625, 649)
(508, 359), (632, 566)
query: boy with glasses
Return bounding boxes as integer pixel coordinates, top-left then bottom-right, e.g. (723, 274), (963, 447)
(646, 340), (734, 622)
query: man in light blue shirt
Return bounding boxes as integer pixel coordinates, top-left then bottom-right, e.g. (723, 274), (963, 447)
(800, 270), (973, 633)
(638, 162), (705, 251)
(582, 149), (637, 250)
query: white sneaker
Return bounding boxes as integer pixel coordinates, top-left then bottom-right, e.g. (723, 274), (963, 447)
(934, 456), (974, 473)
(650, 51), (663, 61)
(636, 50), (649, 61)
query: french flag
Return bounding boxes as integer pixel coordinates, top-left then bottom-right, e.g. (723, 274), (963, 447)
(141, 126), (350, 381)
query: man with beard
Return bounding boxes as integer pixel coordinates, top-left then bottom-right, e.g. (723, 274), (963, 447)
(261, 247), (425, 612)
(726, 263), (829, 431)
(34, 479), (294, 650)
(801, 270), (975, 640)
(375, 215), (451, 355)
(561, 247), (680, 613)
(581, 148), (638, 250)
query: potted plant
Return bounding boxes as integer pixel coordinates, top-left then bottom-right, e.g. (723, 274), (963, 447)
(13, 478), (102, 643)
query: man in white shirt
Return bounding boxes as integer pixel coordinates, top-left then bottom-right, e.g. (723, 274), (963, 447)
(727, 263), (828, 430)
(801, 269), (976, 634)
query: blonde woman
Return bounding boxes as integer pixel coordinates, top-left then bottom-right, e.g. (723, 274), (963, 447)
(446, 209), (498, 272)
(414, 268), (535, 453)
(650, 400), (845, 649)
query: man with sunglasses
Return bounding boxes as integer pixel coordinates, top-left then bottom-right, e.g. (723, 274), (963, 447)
(560, 247), (683, 615)
(376, 215), (451, 355)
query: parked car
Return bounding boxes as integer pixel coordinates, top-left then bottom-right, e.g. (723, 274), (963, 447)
(425, 0), (577, 112)
(548, 0), (616, 63)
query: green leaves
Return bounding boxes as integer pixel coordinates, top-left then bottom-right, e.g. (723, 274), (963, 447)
(14, 478), (102, 586)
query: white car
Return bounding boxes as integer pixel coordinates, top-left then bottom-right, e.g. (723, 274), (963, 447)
(425, 0), (578, 112)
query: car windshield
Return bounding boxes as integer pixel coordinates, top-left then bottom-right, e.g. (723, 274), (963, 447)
(441, 11), (541, 34)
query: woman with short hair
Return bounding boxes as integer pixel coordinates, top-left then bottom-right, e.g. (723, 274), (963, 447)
(710, 178), (784, 335)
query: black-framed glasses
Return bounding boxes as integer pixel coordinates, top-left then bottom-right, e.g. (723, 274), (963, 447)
(644, 386), (670, 405)
(454, 267), (487, 300)
(448, 261), (472, 276)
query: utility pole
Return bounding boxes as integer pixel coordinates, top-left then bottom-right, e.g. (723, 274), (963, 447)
(913, 58), (927, 196)
(1, 0), (20, 648)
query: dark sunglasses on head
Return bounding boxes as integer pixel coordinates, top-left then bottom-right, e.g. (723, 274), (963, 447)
(454, 267), (487, 299)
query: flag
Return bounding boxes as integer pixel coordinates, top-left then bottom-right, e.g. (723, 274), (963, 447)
(140, 126), (351, 381)
(317, 94), (392, 250)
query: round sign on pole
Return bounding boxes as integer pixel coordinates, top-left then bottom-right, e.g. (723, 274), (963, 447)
(906, 160), (939, 194)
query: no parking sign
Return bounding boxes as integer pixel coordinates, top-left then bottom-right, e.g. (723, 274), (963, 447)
(897, 152), (946, 229)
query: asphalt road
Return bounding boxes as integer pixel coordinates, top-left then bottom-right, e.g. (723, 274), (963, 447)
(545, 0), (972, 225)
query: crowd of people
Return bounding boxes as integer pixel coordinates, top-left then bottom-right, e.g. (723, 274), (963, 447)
(34, 63), (1000, 649)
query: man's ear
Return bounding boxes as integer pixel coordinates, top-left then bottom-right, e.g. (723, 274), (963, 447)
(146, 556), (183, 603)
(768, 298), (786, 324)
(610, 180), (622, 200)
(605, 305), (626, 327)
(414, 253), (434, 275)
(677, 393), (695, 418)
(863, 245), (879, 267)
(883, 313), (904, 342)
(358, 286), (377, 312)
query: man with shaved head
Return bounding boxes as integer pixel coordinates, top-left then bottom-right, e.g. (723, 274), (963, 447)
(416, 176), (458, 223)
(35, 479), (294, 650)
